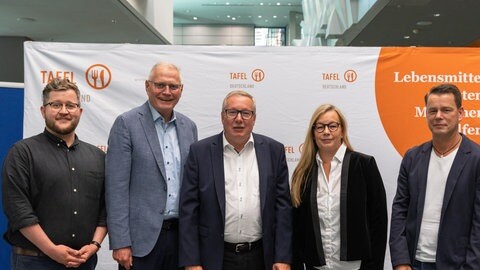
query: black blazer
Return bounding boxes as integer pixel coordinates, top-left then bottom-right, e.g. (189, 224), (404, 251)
(292, 150), (388, 270)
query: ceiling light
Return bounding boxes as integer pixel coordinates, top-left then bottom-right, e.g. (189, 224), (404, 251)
(277, 2), (281, 5)
(273, 15), (277, 18)
(227, 15), (231, 18)
(403, 36), (410, 39)
(17, 17), (36, 22)
(111, 19), (117, 24)
(232, 17), (236, 21)
(288, 3), (292, 5)
(260, 2), (264, 5)
(258, 15), (262, 18)
(416, 21), (432, 26)
(226, 2), (230, 5)
(193, 17), (198, 20)
(412, 29), (419, 34)
(433, 13), (441, 17)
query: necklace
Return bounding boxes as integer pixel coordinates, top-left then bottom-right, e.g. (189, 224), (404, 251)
(432, 136), (462, 158)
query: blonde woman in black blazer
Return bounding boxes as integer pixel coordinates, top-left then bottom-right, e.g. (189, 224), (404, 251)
(291, 104), (387, 270)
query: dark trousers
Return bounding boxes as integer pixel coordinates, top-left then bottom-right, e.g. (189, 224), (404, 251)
(413, 260), (436, 270)
(222, 244), (265, 270)
(11, 253), (97, 270)
(119, 227), (179, 270)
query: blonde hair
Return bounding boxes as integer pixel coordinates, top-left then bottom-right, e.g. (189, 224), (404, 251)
(290, 104), (353, 207)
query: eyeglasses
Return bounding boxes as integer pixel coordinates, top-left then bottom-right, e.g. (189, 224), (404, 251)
(224, 109), (255, 120)
(148, 81), (182, 91)
(312, 122), (341, 133)
(44, 102), (80, 112)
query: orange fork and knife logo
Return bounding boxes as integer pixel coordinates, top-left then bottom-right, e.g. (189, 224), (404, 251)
(86, 64), (111, 90)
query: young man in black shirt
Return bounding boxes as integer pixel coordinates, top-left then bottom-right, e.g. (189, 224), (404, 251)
(2, 78), (107, 269)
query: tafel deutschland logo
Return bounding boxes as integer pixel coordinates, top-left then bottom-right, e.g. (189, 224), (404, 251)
(85, 64), (111, 90)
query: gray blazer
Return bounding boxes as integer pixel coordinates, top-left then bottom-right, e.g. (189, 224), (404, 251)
(106, 102), (197, 256)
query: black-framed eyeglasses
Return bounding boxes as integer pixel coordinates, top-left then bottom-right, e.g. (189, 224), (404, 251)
(224, 109), (255, 120)
(312, 122), (341, 133)
(148, 81), (183, 91)
(44, 102), (80, 112)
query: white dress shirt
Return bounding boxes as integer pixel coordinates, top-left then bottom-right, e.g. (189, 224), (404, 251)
(416, 148), (458, 262)
(315, 144), (361, 270)
(223, 134), (262, 243)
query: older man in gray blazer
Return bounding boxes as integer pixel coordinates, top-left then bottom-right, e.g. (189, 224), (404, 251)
(106, 62), (197, 270)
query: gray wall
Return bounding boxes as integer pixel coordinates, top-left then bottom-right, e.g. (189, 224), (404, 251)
(174, 24), (254, 46)
(0, 37), (30, 83)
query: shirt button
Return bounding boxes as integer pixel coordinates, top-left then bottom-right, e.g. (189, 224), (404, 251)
(71, 168), (75, 171)
(73, 189), (77, 192)
(73, 211), (77, 215)
(165, 146), (168, 149)
(167, 161), (170, 165)
(72, 234), (75, 238)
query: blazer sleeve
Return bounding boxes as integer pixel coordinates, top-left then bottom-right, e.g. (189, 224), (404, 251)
(462, 163), (480, 269)
(361, 156), (388, 270)
(389, 151), (413, 268)
(105, 115), (133, 249)
(291, 205), (304, 270)
(178, 145), (202, 267)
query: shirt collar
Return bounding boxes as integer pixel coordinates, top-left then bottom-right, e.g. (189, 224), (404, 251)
(315, 143), (347, 165)
(43, 129), (79, 148)
(222, 132), (254, 151)
(148, 101), (177, 124)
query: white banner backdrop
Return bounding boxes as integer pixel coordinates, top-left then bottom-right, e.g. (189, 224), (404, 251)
(24, 42), (397, 188)
(24, 42), (480, 269)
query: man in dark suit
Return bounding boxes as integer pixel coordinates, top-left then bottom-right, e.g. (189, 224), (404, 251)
(390, 83), (480, 270)
(179, 90), (292, 270)
(106, 62), (198, 270)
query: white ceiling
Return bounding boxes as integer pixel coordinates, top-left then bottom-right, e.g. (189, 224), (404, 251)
(0, 0), (169, 44)
(174, 0), (302, 27)
(1, 0), (480, 46)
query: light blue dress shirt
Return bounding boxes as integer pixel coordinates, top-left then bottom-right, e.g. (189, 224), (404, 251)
(149, 102), (181, 220)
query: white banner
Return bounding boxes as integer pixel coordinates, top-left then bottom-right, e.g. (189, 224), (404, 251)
(23, 42), (480, 269)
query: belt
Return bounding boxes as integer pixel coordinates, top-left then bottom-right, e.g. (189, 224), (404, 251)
(162, 219), (179, 230)
(12, 246), (45, 257)
(224, 239), (262, 253)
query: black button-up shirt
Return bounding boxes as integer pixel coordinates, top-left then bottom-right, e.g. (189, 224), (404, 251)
(2, 130), (106, 250)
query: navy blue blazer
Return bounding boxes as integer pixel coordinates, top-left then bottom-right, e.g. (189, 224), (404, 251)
(179, 132), (292, 270)
(390, 134), (480, 269)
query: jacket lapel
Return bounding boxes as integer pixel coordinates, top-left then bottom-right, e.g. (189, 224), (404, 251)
(138, 102), (167, 180)
(254, 134), (268, 213)
(440, 136), (470, 222)
(309, 164), (326, 265)
(212, 133), (226, 224)
(415, 142), (432, 236)
(339, 150), (351, 260)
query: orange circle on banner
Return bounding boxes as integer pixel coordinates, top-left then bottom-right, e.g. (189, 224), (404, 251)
(376, 47), (480, 157)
